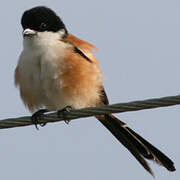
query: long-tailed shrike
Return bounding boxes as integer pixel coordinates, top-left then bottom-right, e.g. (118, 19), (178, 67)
(15, 6), (175, 176)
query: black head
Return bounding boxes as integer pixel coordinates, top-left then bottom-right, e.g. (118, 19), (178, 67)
(21, 6), (68, 34)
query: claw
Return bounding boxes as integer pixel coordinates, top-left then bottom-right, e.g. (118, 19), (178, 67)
(57, 106), (73, 124)
(31, 109), (48, 130)
(64, 119), (70, 124)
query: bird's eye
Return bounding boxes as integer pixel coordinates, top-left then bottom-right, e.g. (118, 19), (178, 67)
(39, 23), (47, 30)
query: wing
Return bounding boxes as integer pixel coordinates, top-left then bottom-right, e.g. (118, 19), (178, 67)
(61, 33), (98, 64)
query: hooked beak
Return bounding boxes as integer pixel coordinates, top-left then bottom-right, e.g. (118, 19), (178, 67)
(23, 28), (37, 37)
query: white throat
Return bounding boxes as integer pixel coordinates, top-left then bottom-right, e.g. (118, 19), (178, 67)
(23, 29), (66, 50)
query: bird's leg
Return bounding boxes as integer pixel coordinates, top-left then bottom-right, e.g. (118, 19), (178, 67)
(31, 109), (49, 130)
(57, 106), (73, 124)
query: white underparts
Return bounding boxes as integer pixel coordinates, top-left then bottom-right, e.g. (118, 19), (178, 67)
(16, 31), (102, 112)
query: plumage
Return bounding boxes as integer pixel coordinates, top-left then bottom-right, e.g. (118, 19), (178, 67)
(15, 32), (102, 111)
(15, 6), (175, 176)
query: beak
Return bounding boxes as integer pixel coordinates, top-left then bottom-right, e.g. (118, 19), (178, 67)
(23, 28), (37, 37)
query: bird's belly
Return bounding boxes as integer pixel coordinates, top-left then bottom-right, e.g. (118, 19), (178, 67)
(17, 45), (102, 112)
(40, 57), (102, 111)
(41, 71), (102, 111)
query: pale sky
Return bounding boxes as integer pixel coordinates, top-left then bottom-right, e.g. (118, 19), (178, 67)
(0, 0), (179, 179)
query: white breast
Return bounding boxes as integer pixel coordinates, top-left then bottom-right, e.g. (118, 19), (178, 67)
(17, 31), (71, 111)
(17, 31), (102, 112)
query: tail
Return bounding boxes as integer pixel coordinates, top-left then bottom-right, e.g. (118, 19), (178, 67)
(96, 114), (175, 176)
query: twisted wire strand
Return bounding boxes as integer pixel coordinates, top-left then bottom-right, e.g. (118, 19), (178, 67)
(1, 95), (180, 129)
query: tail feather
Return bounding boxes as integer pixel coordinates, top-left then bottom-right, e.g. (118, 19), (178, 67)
(125, 127), (175, 171)
(96, 114), (175, 175)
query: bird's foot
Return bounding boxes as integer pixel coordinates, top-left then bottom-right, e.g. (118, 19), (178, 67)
(31, 109), (48, 130)
(57, 106), (73, 124)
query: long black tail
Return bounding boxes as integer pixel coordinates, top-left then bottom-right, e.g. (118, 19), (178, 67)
(96, 114), (175, 176)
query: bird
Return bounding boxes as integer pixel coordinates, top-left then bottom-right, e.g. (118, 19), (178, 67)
(14, 6), (175, 176)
